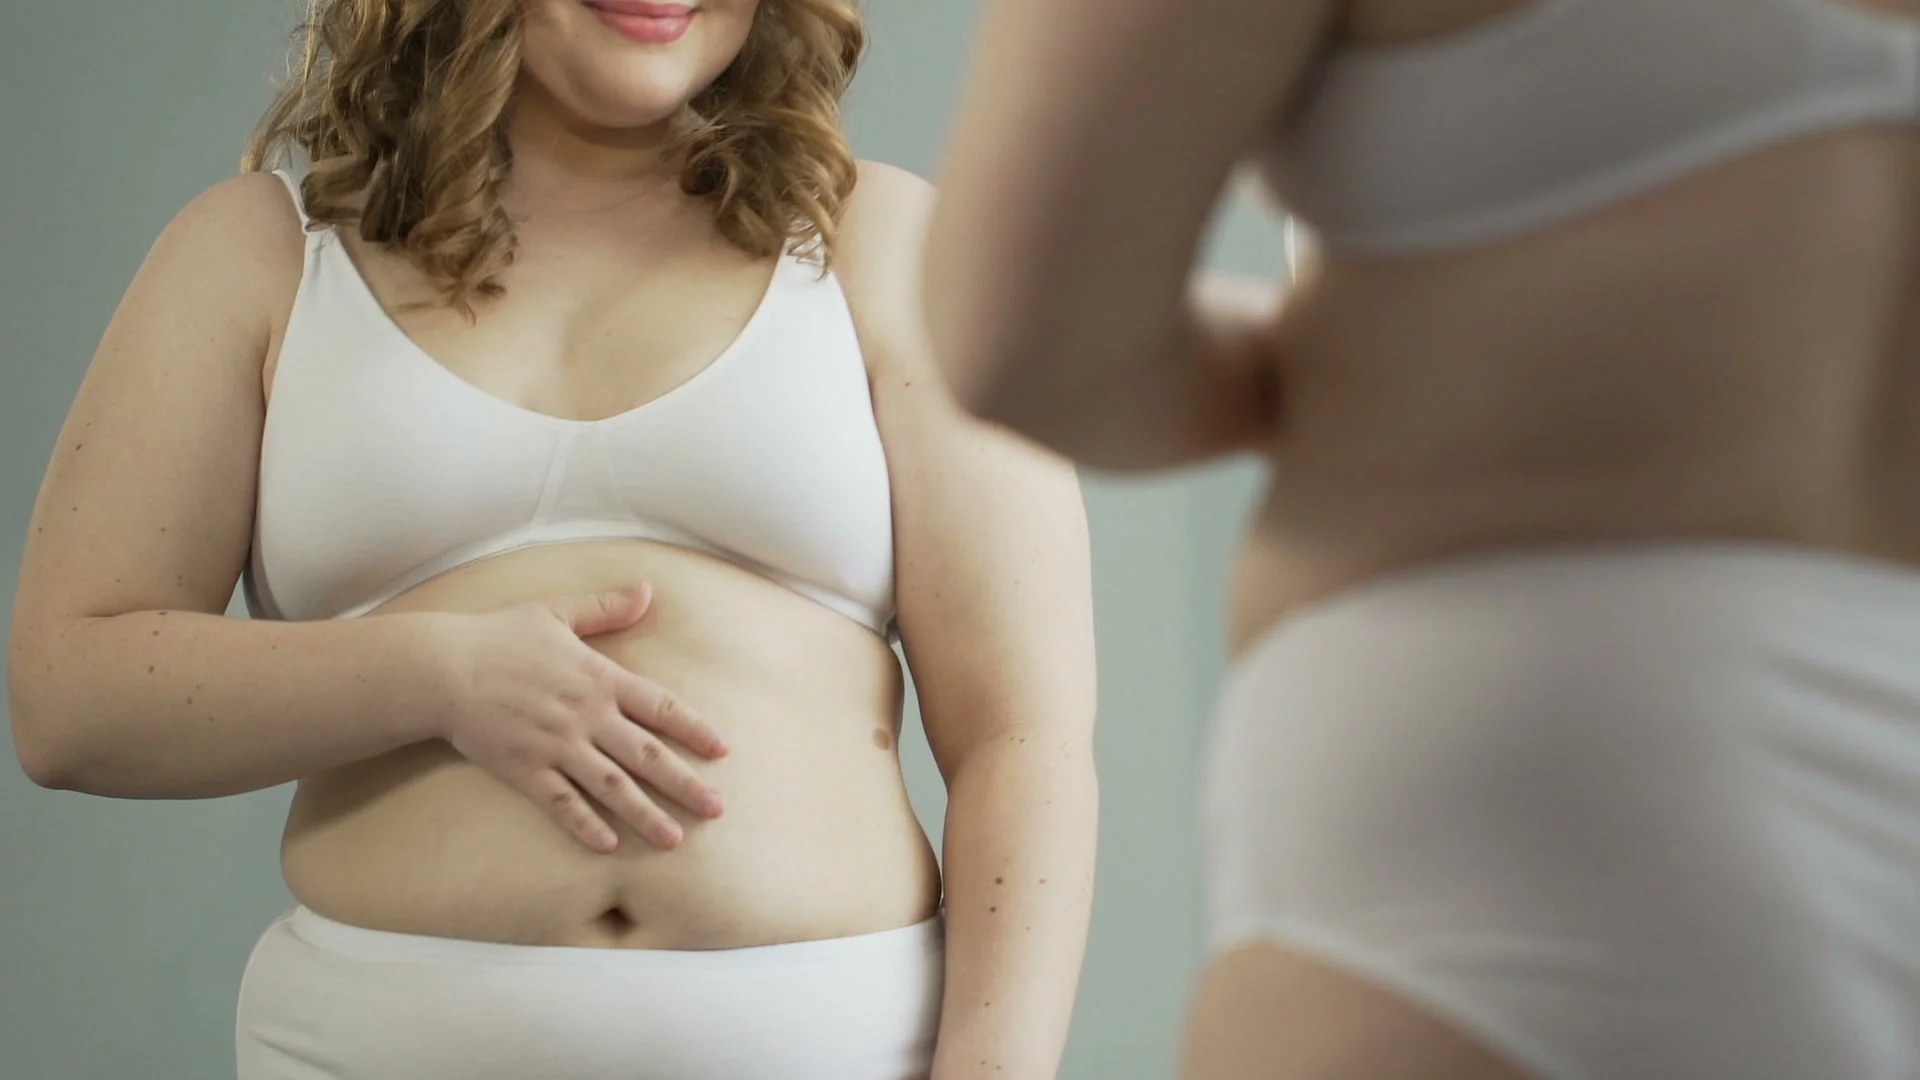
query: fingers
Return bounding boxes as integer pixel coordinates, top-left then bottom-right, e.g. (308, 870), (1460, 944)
(597, 723), (725, 825)
(614, 672), (730, 759)
(567, 746), (691, 849)
(554, 586), (653, 638)
(519, 769), (619, 854)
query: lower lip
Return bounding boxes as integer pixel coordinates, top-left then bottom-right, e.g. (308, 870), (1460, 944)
(591, 8), (694, 44)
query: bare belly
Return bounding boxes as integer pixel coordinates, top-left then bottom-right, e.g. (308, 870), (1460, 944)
(1231, 128), (1920, 653)
(279, 540), (942, 949)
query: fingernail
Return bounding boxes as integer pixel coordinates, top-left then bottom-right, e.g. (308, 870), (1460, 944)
(703, 792), (726, 817)
(654, 824), (684, 848)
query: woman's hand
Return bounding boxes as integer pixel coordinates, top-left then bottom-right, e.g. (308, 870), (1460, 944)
(430, 586), (729, 854)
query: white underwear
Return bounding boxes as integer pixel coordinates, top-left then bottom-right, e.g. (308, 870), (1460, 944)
(236, 907), (944, 1079)
(1204, 543), (1920, 1080)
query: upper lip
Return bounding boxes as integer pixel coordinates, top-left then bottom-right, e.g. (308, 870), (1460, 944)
(584, 1), (696, 15)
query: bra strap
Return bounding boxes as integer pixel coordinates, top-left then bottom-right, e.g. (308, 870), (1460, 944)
(270, 168), (312, 229)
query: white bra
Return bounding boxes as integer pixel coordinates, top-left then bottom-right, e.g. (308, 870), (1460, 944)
(1267, 0), (1920, 253)
(244, 170), (898, 635)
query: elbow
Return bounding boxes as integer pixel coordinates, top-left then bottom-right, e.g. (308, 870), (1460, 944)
(925, 322), (1012, 428)
(937, 336), (1086, 458)
(10, 701), (78, 792)
(8, 634), (82, 791)
(961, 365), (1047, 438)
(927, 319), (1057, 440)
(12, 700), (118, 795)
(16, 738), (78, 792)
(926, 299), (1112, 461)
(924, 317), (1021, 428)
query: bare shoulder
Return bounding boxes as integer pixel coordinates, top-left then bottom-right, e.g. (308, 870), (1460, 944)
(11, 171), (311, 633)
(833, 161), (960, 413)
(152, 171), (308, 316)
(833, 161), (935, 304)
(831, 161), (937, 378)
(844, 160), (935, 231)
(167, 171), (305, 258)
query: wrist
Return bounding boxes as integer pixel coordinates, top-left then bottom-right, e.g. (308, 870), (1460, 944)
(377, 610), (472, 745)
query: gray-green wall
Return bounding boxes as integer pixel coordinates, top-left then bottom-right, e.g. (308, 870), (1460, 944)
(0, 3), (1276, 1076)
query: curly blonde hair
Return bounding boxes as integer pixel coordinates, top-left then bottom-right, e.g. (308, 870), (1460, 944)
(242, 0), (866, 312)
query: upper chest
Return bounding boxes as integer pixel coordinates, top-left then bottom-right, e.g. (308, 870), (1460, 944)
(333, 218), (787, 424)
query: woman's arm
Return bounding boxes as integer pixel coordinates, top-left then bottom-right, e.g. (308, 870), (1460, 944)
(924, 0), (1336, 471)
(8, 173), (454, 796)
(840, 162), (1100, 1079)
(7, 176), (721, 851)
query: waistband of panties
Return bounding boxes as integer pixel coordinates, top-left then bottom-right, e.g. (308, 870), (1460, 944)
(1234, 538), (1920, 669)
(284, 906), (944, 971)
(1345, 539), (1920, 606)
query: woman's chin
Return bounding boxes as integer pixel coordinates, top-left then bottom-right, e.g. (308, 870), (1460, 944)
(554, 77), (706, 134)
